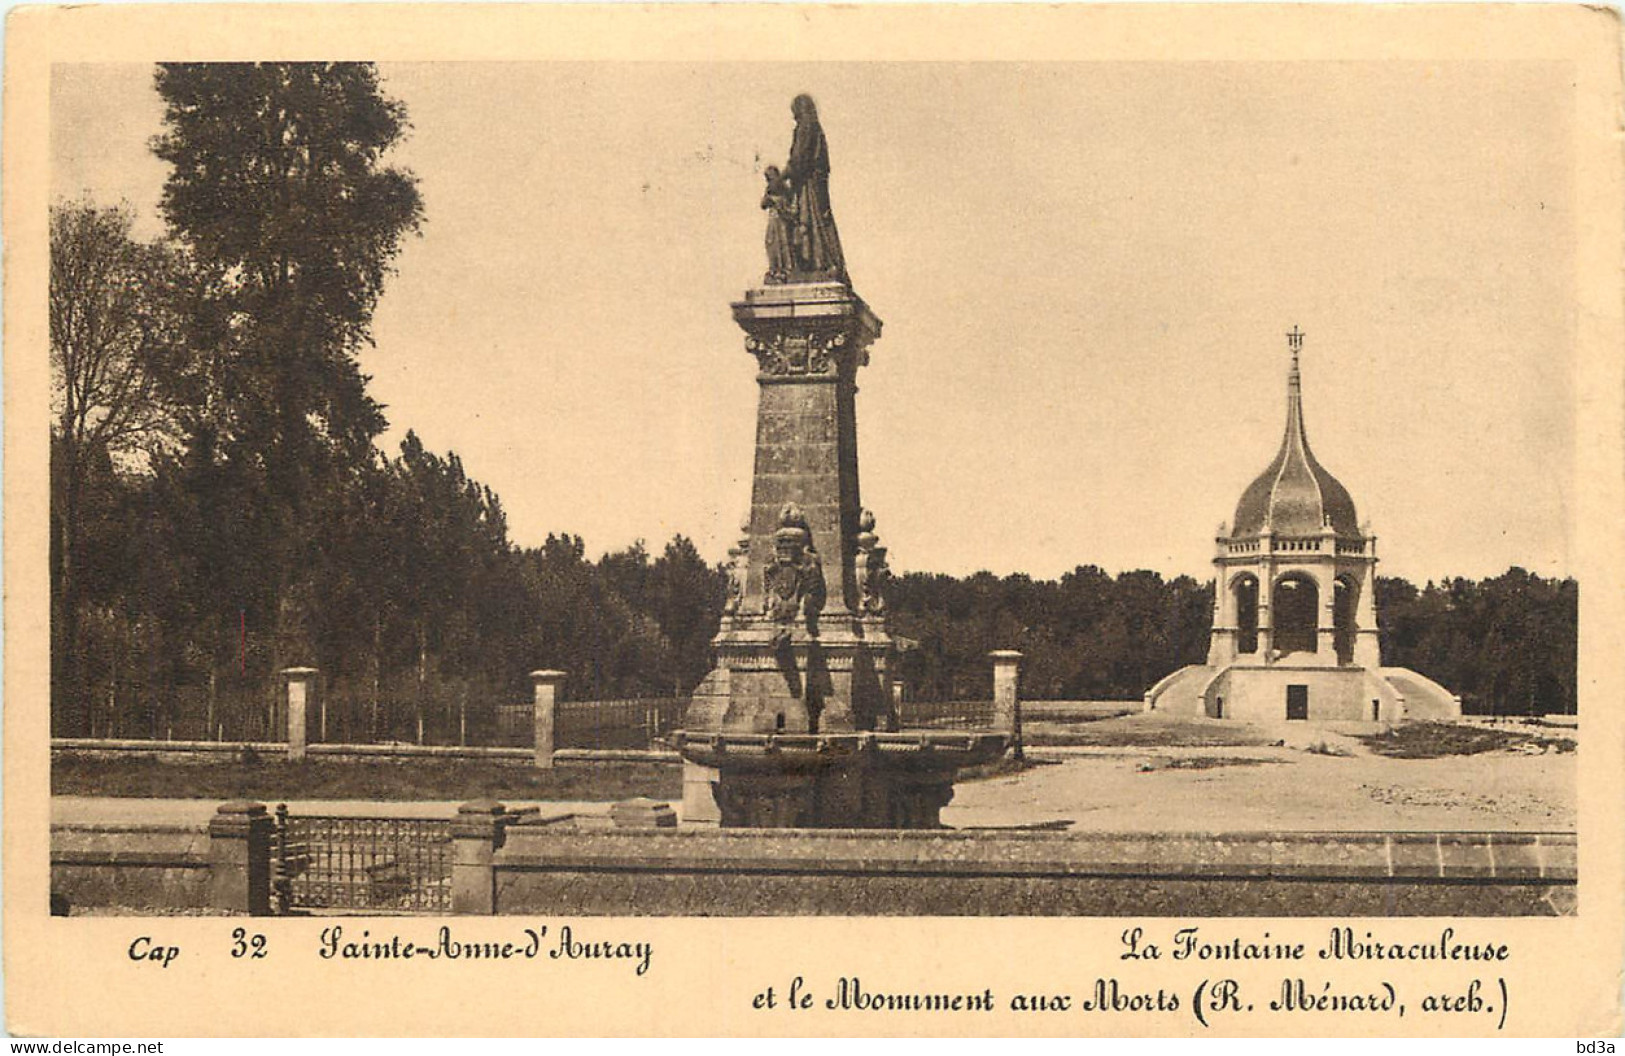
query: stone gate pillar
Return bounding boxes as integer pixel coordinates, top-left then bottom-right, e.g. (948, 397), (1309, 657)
(991, 650), (1023, 760)
(451, 800), (506, 915)
(530, 670), (565, 769)
(281, 668), (317, 761)
(208, 801), (273, 916)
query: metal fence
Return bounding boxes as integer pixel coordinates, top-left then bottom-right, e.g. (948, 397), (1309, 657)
(68, 679), (281, 743)
(556, 698), (687, 750)
(897, 699), (998, 730)
(313, 676), (515, 748)
(492, 703), (535, 748)
(67, 681), (1008, 744)
(273, 805), (452, 914)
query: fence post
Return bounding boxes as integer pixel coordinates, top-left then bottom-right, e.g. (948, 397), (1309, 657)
(208, 801), (273, 916)
(990, 650), (1024, 761)
(529, 670), (565, 769)
(281, 667), (317, 761)
(451, 800), (506, 915)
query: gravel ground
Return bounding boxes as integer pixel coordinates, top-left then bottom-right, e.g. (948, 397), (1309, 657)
(942, 743), (1575, 832)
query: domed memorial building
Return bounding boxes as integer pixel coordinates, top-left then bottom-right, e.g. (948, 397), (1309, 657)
(1145, 328), (1460, 725)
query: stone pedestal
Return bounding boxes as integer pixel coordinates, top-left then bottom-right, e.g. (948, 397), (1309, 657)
(677, 278), (1006, 827)
(686, 281), (895, 743)
(690, 623), (896, 736)
(734, 282), (880, 611)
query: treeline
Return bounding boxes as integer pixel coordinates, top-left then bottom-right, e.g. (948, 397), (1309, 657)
(1377, 570), (1576, 716)
(58, 422), (728, 739)
(887, 566), (1577, 714)
(888, 568), (1212, 702)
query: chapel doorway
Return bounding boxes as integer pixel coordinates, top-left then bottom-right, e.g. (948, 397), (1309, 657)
(1286, 684), (1309, 721)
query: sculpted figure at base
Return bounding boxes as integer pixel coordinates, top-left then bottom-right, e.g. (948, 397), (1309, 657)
(761, 502), (826, 645)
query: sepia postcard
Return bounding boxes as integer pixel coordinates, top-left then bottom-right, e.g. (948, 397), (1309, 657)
(5, 2), (1623, 1038)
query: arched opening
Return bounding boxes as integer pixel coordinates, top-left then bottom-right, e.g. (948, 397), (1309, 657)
(1272, 573), (1319, 655)
(1231, 574), (1259, 655)
(1333, 575), (1359, 665)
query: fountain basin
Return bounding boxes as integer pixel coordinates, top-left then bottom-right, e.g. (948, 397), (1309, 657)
(672, 729), (1009, 829)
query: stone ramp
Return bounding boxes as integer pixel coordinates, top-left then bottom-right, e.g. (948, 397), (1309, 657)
(1143, 663), (1215, 716)
(1382, 667), (1463, 720)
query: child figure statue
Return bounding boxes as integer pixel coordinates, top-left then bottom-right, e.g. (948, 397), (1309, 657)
(761, 165), (798, 284)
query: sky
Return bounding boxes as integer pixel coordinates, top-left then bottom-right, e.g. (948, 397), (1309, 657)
(50, 60), (1576, 584)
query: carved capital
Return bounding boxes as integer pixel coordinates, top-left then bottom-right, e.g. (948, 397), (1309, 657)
(745, 328), (865, 378)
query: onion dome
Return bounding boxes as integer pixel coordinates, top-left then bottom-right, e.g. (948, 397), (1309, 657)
(1231, 332), (1360, 538)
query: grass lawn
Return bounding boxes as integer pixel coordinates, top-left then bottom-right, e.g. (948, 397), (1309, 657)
(1023, 713), (1275, 748)
(52, 755), (683, 801)
(1134, 755), (1282, 773)
(1356, 722), (1576, 759)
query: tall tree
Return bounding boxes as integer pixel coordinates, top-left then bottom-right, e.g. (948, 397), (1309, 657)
(150, 62), (423, 674)
(49, 202), (183, 733)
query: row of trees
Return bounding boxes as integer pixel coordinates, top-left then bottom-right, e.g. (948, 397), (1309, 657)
(887, 565), (1577, 715)
(888, 568), (1212, 702)
(1377, 570), (1577, 716)
(49, 63), (1577, 741)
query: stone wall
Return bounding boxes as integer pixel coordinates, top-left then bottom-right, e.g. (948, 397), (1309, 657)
(51, 806), (1576, 917)
(1205, 665), (1401, 723)
(51, 822), (213, 913)
(52, 739), (676, 766)
(488, 824), (1576, 917)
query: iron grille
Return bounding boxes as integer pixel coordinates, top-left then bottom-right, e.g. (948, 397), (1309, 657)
(274, 805), (452, 913)
(897, 699), (998, 730)
(555, 697), (686, 749)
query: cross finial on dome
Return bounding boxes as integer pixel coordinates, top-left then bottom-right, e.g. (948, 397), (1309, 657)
(1286, 325), (1305, 383)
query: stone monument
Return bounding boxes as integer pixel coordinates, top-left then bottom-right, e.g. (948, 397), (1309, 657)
(674, 96), (1005, 828)
(1143, 328), (1462, 724)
